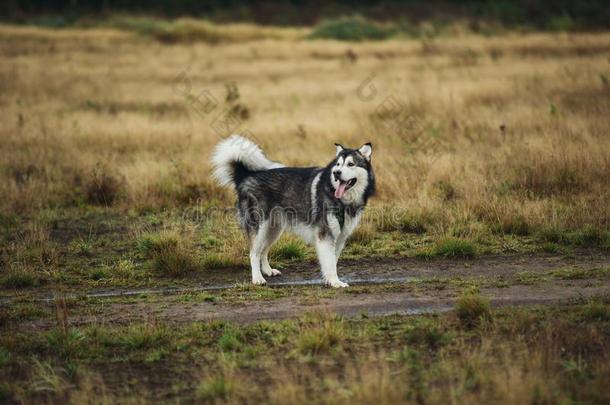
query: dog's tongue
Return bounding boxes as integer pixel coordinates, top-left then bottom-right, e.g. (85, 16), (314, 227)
(334, 182), (348, 199)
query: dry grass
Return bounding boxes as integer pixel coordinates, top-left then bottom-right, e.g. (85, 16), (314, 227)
(0, 25), (609, 254)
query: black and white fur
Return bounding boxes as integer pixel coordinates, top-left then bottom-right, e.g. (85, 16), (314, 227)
(212, 135), (375, 288)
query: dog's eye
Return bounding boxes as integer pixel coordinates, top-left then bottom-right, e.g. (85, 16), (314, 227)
(347, 162), (355, 167)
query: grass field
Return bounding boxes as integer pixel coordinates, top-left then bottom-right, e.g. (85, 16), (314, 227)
(1, 23), (609, 289)
(0, 20), (609, 403)
(1, 297), (609, 403)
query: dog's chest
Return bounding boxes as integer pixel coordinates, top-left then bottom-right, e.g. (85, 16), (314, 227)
(341, 211), (362, 238)
(327, 208), (362, 240)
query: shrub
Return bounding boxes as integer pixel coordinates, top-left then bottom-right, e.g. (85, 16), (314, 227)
(309, 16), (396, 41)
(455, 293), (491, 328)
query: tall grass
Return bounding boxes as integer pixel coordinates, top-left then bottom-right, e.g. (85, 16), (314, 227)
(0, 25), (608, 253)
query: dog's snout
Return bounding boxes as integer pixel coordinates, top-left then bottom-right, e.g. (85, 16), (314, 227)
(333, 170), (342, 180)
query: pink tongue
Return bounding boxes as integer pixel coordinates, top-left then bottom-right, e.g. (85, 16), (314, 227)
(335, 183), (348, 199)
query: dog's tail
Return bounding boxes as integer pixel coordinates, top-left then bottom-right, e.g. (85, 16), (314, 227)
(212, 135), (284, 189)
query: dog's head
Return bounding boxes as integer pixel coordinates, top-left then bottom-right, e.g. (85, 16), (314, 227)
(330, 143), (374, 204)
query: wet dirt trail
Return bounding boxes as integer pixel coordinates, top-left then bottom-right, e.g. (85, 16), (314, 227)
(4, 250), (610, 331)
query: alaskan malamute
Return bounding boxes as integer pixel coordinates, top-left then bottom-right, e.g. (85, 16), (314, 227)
(212, 135), (375, 287)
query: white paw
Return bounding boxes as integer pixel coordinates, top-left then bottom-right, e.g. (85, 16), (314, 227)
(252, 275), (267, 285)
(328, 279), (349, 288)
(262, 267), (282, 277)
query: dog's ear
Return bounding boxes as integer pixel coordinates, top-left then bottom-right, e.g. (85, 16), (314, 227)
(334, 143), (345, 156)
(358, 143), (372, 161)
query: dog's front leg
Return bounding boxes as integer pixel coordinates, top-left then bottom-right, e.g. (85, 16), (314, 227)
(334, 237), (347, 264)
(315, 236), (348, 288)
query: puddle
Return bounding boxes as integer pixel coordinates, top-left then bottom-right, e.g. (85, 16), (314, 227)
(0, 275), (421, 304)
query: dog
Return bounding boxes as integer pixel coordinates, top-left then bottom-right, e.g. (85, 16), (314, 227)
(212, 135), (375, 287)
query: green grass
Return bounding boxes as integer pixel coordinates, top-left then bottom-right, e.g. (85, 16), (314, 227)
(422, 237), (477, 259)
(0, 205), (605, 292)
(297, 313), (346, 355)
(218, 328), (243, 352)
(0, 267), (41, 288)
(579, 299), (609, 321)
(515, 271), (547, 285)
(541, 242), (565, 253)
(270, 237), (307, 261)
(119, 323), (171, 350)
(137, 231), (199, 277)
(197, 375), (235, 401)
(536, 226), (609, 248)
(1, 302), (609, 402)
(309, 16), (397, 41)
(402, 318), (451, 350)
(551, 267), (590, 280)
(455, 292), (491, 328)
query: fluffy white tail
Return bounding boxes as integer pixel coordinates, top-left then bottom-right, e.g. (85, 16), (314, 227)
(212, 135), (284, 188)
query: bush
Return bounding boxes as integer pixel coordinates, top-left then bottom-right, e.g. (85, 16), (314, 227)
(309, 16), (396, 41)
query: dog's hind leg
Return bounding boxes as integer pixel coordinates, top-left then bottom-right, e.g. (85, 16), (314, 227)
(261, 221), (283, 277)
(249, 221), (270, 285)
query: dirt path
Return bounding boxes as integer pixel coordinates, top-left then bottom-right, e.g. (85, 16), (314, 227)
(6, 250), (609, 331)
(4, 250), (610, 301)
